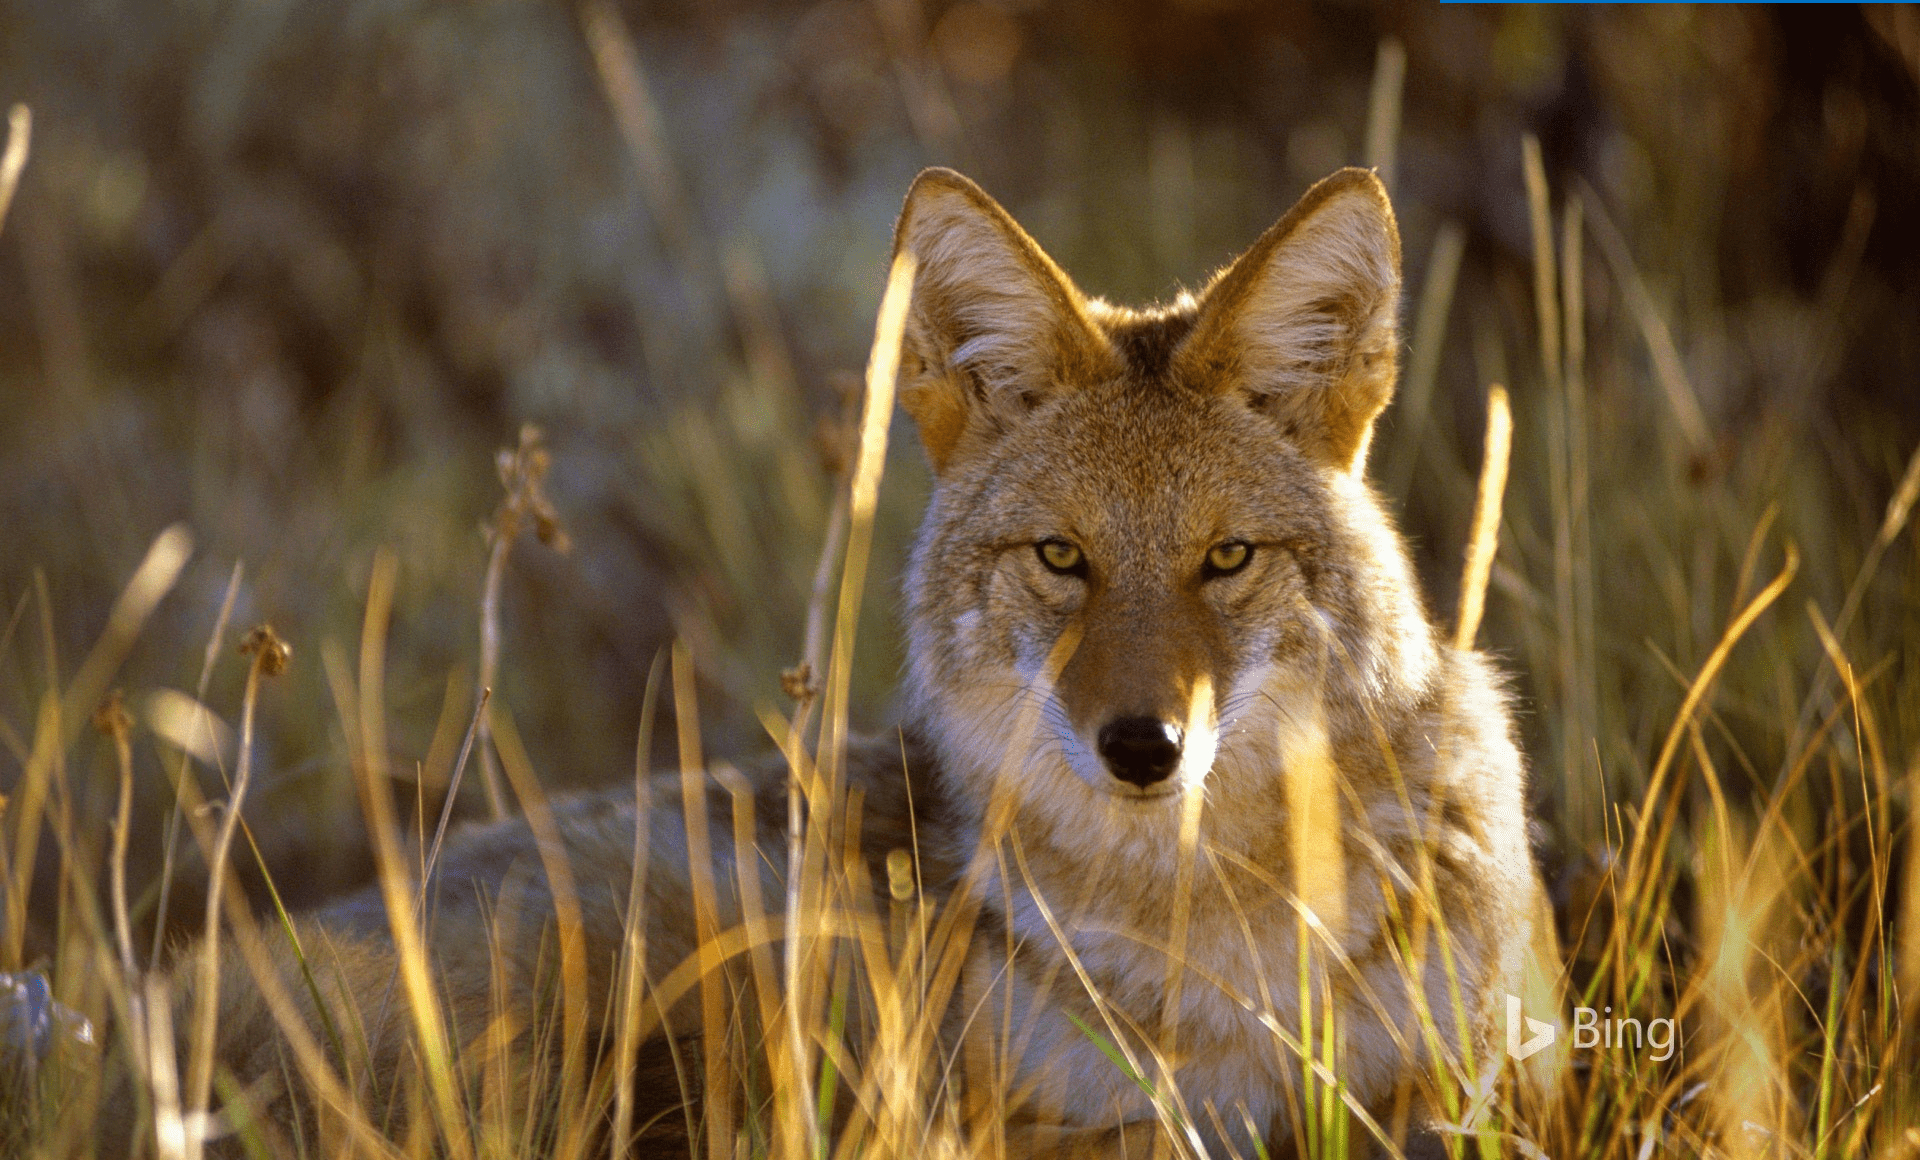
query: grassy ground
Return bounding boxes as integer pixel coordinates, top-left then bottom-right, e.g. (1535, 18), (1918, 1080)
(3, 6), (1919, 1158)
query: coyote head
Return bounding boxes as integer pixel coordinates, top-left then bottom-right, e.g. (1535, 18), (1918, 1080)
(892, 168), (1441, 849)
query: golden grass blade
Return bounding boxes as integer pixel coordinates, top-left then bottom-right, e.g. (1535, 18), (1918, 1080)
(1454, 384), (1512, 651)
(1577, 178), (1711, 454)
(0, 104), (28, 236)
(1901, 747), (1920, 1034)
(579, 0), (716, 305)
(1282, 693), (1347, 944)
(1833, 436), (1920, 642)
(669, 641), (733, 1160)
(1561, 192), (1586, 404)
(1694, 809), (1793, 1160)
(4, 535), (184, 969)
(822, 250), (916, 767)
(144, 972), (189, 1160)
(779, 251), (915, 1153)
(329, 551), (475, 1160)
(1522, 136), (1561, 396)
(1874, 438), (1920, 549)
(1623, 543), (1798, 906)
(490, 707), (593, 1160)
(611, 653), (664, 1160)
(940, 623), (1081, 1140)
(1554, 189), (1598, 837)
(1778, 439), (1920, 785)
(3, 706), (64, 985)
(61, 524), (193, 752)
(1805, 602), (1893, 967)
(1160, 674), (1214, 1063)
(1384, 222), (1465, 499)
(1363, 39), (1405, 192)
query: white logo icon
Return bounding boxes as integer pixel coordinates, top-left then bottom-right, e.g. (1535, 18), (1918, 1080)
(1505, 993), (1555, 1061)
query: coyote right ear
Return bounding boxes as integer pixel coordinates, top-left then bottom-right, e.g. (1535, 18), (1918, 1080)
(891, 169), (1112, 475)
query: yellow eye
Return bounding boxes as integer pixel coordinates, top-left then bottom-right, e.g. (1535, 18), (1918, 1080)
(1037, 540), (1085, 574)
(1206, 541), (1251, 575)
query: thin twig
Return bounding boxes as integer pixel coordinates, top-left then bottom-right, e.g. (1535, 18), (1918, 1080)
(94, 691), (138, 982)
(416, 686), (491, 911)
(475, 423), (570, 820)
(152, 561), (243, 967)
(184, 624), (289, 1160)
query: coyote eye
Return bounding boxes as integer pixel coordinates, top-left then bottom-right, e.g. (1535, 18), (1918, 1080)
(1204, 541), (1252, 577)
(1036, 540), (1086, 576)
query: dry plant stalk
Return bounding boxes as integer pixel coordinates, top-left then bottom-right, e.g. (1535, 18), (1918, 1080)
(1521, 136), (1562, 400)
(488, 707), (593, 1159)
(150, 561), (243, 967)
(92, 690), (138, 985)
(610, 656), (664, 1160)
(1382, 222), (1464, 501)
(761, 251), (917, 1156)
(477, 423), (571, 820)
(327, 551), (477, 1160)
(784, 371), (865, 727)
(1620, 544), (1798, 909)
(183, 623), (287, 1160)
(1577, 177), (1712, 455)
(4, 525), (188, 971)
(1160, 674), (1215, 1066)
(822, 252), (916, 766)
(1363, 39), (1405, 192)
(1455, 384), (1512, 651)
(580, 0), (714, 304)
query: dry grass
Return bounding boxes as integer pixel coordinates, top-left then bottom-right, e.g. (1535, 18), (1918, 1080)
(3, 29), (1919, 1160)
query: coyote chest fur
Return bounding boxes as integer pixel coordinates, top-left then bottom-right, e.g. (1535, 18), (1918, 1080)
(151, 167), (1540, 1160)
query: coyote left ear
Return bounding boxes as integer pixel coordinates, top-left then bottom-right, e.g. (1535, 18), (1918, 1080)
(890, 168), (1112, 476)
(1177, 169), (1402, 475)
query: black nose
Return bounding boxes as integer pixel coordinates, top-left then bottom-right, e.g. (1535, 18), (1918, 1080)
(1097, 717), (1184, 787)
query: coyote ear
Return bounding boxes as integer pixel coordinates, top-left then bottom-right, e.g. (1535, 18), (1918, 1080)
(891, 168), (1111, 475)
(1177, 168), (1402, 474)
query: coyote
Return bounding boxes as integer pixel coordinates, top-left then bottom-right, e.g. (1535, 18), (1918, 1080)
(114, 168), (1547, 1158)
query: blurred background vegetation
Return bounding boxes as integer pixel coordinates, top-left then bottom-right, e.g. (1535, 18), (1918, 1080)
(1, 0), (1917, 979)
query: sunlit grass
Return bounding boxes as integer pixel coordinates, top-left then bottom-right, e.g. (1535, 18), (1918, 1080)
(2, 43), (1918, 1160)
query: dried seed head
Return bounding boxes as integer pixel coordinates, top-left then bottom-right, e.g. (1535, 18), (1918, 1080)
(533, 512), (572, 553)
(490, 423), (570, 554)
(239, 624), (292, 676)
(780, 662), (816, 703)
(92, 689), (132, 738)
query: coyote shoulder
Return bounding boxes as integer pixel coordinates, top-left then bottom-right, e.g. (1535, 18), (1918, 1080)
(134, 167), (1545, 1158)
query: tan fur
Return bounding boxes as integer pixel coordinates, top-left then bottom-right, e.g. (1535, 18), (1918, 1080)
(127, 168), (1548, 1159)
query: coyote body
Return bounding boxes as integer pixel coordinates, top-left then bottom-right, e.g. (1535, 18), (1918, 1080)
(144, 168), (1541, 1159)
